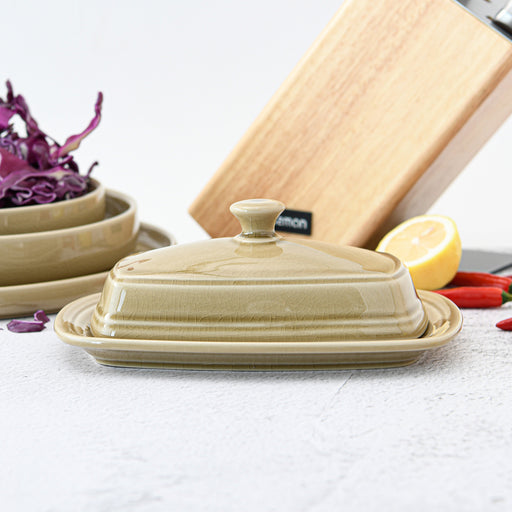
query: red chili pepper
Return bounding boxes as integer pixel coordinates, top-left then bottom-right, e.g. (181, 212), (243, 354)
(450, 271), (512, 292)
(433, 287), (512, 308)
(496, 318), (512, 331)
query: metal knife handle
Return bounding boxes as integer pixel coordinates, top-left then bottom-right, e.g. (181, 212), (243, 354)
(494, 0), (512, 34)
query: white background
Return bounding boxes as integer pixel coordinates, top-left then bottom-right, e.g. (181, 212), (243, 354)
(2, 0), (511, 248)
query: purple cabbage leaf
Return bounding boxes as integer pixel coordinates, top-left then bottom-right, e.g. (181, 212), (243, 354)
(0, 81), (102, 207)
(51, 92), (103, 159)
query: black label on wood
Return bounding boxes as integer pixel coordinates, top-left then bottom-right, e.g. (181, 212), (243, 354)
(275, 209), (312, 235)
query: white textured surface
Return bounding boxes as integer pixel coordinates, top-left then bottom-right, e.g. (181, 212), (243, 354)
(2, 1), (512, 510)
(1, 306), (512, 511)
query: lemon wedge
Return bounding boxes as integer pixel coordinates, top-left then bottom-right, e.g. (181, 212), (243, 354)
(376, 215), (461, 290)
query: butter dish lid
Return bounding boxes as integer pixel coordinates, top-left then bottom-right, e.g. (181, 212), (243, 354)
(91, 199), (428, 342)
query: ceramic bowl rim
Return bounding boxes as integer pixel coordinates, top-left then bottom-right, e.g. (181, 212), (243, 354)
(0, 177), (104, 214)
(0, 187), (136, 241)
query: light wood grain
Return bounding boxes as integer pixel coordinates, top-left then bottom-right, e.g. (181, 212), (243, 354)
(189, 0), (512, 247)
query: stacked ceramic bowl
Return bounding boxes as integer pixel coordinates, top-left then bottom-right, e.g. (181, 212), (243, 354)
(0, 179), (174, 318)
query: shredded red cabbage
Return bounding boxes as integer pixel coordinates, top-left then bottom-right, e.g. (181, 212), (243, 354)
(0, 81), (102, 207)
(7, 309), (50, 333)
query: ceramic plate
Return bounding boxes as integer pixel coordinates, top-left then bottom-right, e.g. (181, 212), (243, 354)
(0, 223), (175, 319)
(54, 291), (462, 371)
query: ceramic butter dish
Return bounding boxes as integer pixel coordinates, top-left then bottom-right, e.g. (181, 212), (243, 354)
(90, 199), (428, 343)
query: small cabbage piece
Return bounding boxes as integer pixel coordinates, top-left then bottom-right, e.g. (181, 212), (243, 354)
(0, 81), (102, 207)
(52, 93), (102, 159)
(7, 309), (50, 333)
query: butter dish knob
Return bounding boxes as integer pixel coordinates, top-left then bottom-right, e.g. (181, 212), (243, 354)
(230, 198), (285, 240)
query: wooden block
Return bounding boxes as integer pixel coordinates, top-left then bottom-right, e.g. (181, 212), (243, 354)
(189, 0), (512, 248)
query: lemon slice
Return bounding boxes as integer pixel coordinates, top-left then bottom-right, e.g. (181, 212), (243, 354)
(376, 215), (461, 290)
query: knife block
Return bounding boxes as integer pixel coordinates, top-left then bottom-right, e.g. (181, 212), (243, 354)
(189, 0), (512, 248)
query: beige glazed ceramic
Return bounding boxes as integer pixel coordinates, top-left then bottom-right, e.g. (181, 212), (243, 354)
(54, 290), (462, 370)
(0, 189), (138, 286)
(90, 199), (429, 342)
(0, 222), (175, 318)
(0, 178), (106, 234)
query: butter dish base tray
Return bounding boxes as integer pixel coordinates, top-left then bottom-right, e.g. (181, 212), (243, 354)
(0, 223), (174, 319)
(55, 291), (462, 371)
